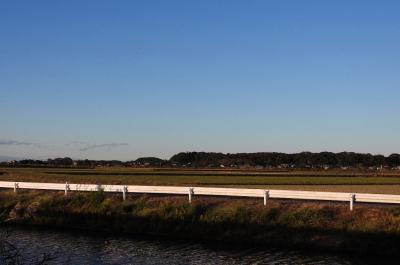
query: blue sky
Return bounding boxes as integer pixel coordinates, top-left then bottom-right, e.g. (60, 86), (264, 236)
(1, 0), (400, 160)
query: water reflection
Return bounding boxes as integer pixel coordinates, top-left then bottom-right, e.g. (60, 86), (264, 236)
(0, 227), (387, 265)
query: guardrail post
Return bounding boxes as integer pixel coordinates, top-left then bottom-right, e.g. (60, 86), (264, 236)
(14, 182), (18, 193)
(264, 190), (269, 206)
(122, 186), (127, 201)
(188, 188), (194, 203)
(65, 182), (70, 196)
(350, 194), (355, 211)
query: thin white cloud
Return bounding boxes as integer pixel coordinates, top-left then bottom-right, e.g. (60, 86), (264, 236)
(79, 143), (129, 151)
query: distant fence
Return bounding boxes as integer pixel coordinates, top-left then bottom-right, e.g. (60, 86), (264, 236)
(1, 181), (400, 211)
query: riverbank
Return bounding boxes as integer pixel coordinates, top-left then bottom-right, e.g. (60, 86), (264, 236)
(1, 190), (400, 258)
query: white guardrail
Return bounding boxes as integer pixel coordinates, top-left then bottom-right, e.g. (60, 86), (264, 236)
(2, 181), (400, 211)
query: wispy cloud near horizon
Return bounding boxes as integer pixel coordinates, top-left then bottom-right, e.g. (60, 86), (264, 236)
(79, 143), (129, 152)
(0, 139), (41, 147)
(65, 141), (89, 147)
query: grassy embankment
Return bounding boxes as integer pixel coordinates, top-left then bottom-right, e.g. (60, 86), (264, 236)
(2, 167), (400, 194)
(1, 190), (400, 257)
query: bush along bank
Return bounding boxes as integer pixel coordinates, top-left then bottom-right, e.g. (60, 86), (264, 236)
(1, 190), (400, 257)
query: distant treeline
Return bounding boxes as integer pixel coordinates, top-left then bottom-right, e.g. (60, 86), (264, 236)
(170, 152), (400, 168)
(2, 152), (400, 169)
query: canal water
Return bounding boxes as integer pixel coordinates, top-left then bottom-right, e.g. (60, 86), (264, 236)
(0, 226), (390, 265)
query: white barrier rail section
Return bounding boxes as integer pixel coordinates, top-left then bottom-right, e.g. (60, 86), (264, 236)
(2, 181), (400, 210)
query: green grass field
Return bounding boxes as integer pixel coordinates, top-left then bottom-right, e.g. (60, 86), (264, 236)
(2, 167), (400, 194)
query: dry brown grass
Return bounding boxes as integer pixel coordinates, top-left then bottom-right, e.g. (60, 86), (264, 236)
(2, 190), (400, 256)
